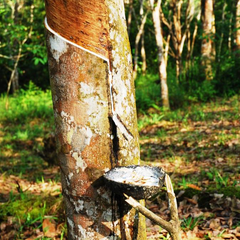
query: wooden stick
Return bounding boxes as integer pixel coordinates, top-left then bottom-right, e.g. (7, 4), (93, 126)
(165, 174), (181, 239)
(124, 174), (181, 240)
(124, 193), (173, 233)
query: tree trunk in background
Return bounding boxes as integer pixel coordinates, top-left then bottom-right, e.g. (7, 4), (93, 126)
(133, 10), (148, 80)
(141, 31), (147, 75)
(150, 0), (170, 109)
(201, 0), (215, 80)
(5, 0), (22, 94)
(11, 1), (20, 93)
(186, 0), (201, 81)
(44, 0), (146, 239)
(11, 70), (19, 93)
(172, 0), (183, 83)
(4, 1), (34, 108)
(140, 0), (147, 75)
(160, 0), (194, 85)
(128, 0), (147, 78)
(228, 4), (233, 52)
(236, 0), (240, 51)
(126, 0), (134, 36)
(216, 1), (226, 75)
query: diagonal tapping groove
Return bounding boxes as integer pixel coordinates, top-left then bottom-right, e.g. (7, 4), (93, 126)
(112, 114), (133, 141)
(108, 70), (134, 141)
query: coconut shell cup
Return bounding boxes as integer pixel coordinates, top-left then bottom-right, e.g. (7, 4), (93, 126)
(104, 165), (166, 200)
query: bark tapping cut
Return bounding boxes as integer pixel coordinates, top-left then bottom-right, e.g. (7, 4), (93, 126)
(44, 0), (146, 239)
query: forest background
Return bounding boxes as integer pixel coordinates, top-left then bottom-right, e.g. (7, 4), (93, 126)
(0, 0), (240, 239)
(1, 0), (240, 107)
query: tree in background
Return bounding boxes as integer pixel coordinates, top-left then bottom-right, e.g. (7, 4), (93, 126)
(149, 0), (170, 109)
(0, 0), (47, 98)
(236, 0), (240, 51)
(44, 0), (146, 239)
(1, 0), (33, 108)
(133, 0), (148, 79)
(126, 0), (134, 36)
(201, 0), (215, 80)
(141, 25), (147, 75)
(1, 0), (239, 110)
(159, 0), (196, 84)
(185, 0), (201, 81)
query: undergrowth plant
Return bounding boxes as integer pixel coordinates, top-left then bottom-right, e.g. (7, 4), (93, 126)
(201, 168), (230, 189)
(0, 82), (55, 177)
(135, 73), (161, 112)
(181, 216), (204, 231)
(0, 192), (63, 238)
(0, 81), (54, 125)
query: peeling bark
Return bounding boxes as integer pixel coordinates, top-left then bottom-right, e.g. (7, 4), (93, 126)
(44, 0), (146, 239)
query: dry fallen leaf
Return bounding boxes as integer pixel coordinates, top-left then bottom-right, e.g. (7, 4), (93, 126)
(221, 232), (237, 239)
(186, 184), (202, 191)
(185, 197), (198, 205)
(209, 218), (221, 230)
(42, 218), (58, 238)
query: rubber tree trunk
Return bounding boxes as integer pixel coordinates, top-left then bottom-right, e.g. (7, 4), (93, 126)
(44, 0), (146, 239)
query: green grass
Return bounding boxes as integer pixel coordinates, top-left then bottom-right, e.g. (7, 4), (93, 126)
(0, 83), (62, 238)
(135, 73), (161, 113)
(0, 191), (64, 239)
(181, 216), (204, 231)
(139, 95), (240, 198)
(0, 82), (55, 177)
(0, 81), (54, 124)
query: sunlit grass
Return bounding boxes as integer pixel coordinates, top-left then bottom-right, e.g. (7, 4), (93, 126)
(138, 95), (240, 197)
(0, 83), (55, 178)
(0, 81), (54, 125)
(181, 216), (204, 231)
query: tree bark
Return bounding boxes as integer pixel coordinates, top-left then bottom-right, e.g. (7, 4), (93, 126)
(150, 0), (170, 109)
(44, 0), (146, 239)
(201, 0), (215, 80)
